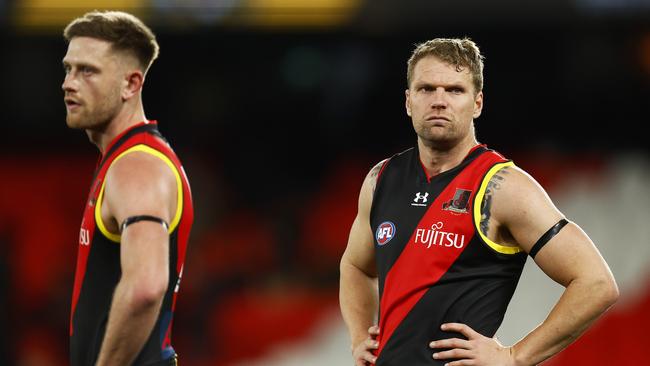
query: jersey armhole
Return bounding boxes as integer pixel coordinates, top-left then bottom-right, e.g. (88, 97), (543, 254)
(472, 161), (523, 255)
(376, 158), (390, 183)
(94, 144), (184, 243)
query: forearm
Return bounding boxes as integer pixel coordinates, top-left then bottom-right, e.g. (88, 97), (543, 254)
(96, 280), (165, 366)
(512, 277), (618, 365)
(340, 261), (379, 348)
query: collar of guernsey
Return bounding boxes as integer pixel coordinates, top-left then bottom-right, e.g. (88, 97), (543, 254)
(93, 120), (183, 242)
(100, 120), (158, 161)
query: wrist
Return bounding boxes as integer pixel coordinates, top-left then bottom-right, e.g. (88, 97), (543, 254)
(509, 345), (530, 366)
(351, 336), (365, 351)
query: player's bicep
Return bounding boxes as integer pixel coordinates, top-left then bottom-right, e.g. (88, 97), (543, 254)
(341, 162), (384, 278)
(342, 213), (376, 277)
(495, 166), (564, 254)
(103, 152), (177, 277)
(531, 222), (611, 287)
(119, 218), (170, 288)
(495, 167), (604, 286)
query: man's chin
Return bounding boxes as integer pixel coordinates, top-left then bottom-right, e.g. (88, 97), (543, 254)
(67, 116), (111, 132)
(418, 133), (458, 149)
(66, 114), (92, 130)
(66, 118), (84, 129)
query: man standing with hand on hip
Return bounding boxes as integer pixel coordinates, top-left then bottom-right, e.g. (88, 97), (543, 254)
(339, 38), (618, 366)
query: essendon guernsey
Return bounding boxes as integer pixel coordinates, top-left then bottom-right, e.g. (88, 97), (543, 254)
(70, 121), (194, 366)
(370, 145), (526, 366)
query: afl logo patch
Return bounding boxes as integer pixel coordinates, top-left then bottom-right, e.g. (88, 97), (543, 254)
(376, 221), (396, 246)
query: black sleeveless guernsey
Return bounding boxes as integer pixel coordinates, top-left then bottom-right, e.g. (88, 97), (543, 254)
(370, 145), (526, 365)
(70, 121), (194, 366)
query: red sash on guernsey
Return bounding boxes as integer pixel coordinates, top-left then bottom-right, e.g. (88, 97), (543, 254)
(70, 121), (193, 366)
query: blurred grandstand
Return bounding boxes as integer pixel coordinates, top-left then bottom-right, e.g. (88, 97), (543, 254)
(1, 0), (649, 365)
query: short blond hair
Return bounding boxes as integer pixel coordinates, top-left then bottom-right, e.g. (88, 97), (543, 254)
(407, 38), (484, 93)
(64, 10), (159, 72)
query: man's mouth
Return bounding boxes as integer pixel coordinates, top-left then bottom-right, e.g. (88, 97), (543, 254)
(65, 98), (81, 109)
(426, 115), (449, 122)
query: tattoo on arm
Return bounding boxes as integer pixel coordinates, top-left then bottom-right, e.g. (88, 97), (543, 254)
(480, 168), (509, 236)
(368, 161), (384, 192)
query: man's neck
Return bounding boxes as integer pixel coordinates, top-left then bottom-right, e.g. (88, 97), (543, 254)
(88, 103), (146, 154)
(417, 135), (479, 178)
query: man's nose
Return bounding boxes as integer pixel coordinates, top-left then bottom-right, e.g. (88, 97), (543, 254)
(430, 88), (447, 108)
(62, 72), (77, 93)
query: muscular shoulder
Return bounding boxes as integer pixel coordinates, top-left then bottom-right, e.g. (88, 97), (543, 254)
(355, 159), (389, 218)
(480, 165), (564, 251)
(104, 150), (177, 224)
(489, 165), (556, 220)
(366, 159), (388, 193)
(107, 151), (176, 193)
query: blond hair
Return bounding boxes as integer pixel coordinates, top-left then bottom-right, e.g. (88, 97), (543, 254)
(64, 10), (159, 72)
(407, 38), (484, 93)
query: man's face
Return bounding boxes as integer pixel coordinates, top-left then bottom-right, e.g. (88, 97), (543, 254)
(405, 56), (483, 147)
(62, 37), (124, 130)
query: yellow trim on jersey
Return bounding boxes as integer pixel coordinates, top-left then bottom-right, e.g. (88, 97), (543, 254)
(95, 180), (121, 243)
(473, 161), (523, 255)
(95, 144), (184, 243)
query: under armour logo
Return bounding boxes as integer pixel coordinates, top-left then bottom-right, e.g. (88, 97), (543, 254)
(414, 192), (429, 203)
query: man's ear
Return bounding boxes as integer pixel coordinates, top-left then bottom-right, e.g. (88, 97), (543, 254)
(405, 89), (412, 117)
(122, 70), (144, 100)
(473, 90), (483, 119)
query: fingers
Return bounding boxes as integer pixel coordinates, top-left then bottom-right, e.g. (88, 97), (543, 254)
(432, 347), (473, 361)
(354, 349), (376, 365)
(430, 324), (479, 364)
(441, 323), (480, 339)
(354, 356), (372, 366)
(429, 338), (470, 350)
(355, 357), (370, 366)
(444, 360), (475, 366)
(368, 325), (380, 336)
(353, 336), (379, 365)
(361, 350), (377, 364)
(365, 337), (379, 350)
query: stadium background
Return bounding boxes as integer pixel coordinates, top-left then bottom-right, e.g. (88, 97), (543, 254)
(1, 0), (649, 364)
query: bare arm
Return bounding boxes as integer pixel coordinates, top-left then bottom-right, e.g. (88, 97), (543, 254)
(95, 152), (177, 366)
(339, 160), (384, 365)
(431, 166), (618, 366)
(500, 167), (619, 365)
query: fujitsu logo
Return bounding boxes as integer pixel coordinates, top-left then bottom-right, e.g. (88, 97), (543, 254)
(79, 227), (90, 246)
(414, 221), (465, 249)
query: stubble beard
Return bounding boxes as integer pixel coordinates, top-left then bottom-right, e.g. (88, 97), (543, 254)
(415, 120), (463, 150)
(66, 91), (121, 131)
